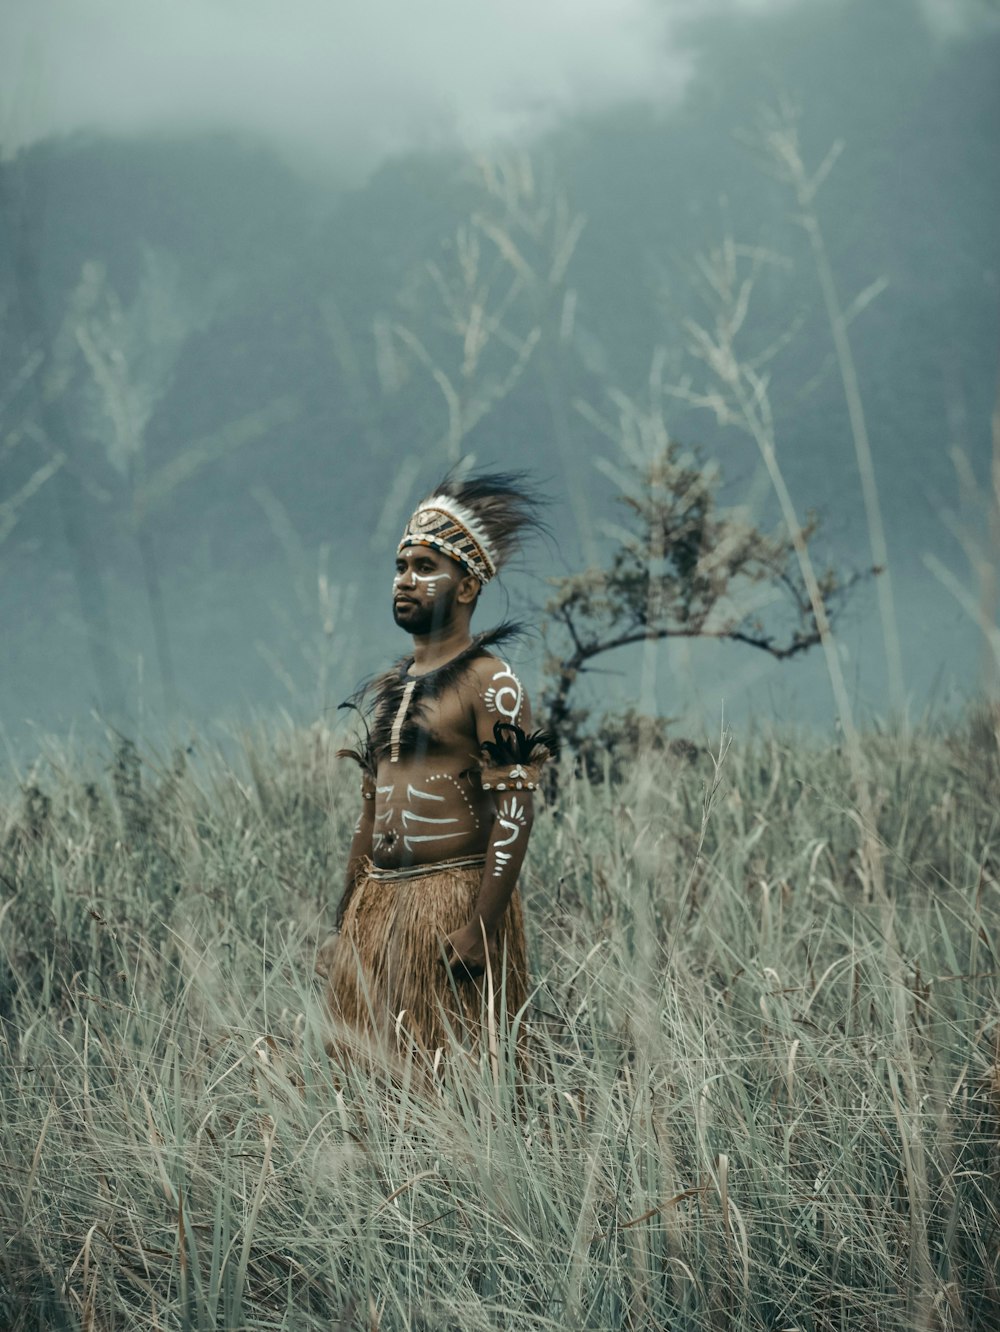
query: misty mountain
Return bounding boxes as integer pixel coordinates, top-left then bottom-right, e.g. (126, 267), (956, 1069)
(1, 0), (997, 749)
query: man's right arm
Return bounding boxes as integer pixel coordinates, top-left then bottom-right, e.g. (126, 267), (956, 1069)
(336, 789), (375, 928)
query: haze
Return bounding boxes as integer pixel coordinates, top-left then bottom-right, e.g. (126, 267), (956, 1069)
(0, 0), (919, 170)
(0, 0), (998, 753)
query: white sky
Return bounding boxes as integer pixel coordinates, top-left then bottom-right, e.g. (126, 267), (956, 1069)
(1, 1), (988, 172)
(1, 0), (811, 170)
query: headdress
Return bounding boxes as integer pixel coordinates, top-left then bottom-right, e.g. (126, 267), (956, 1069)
(397, 471), (543, 586)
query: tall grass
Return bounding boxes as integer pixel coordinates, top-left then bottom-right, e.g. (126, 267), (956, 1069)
(1, 716), (998, 1330)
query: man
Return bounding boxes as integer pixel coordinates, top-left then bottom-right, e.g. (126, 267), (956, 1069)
(325, 473), (556, 1063)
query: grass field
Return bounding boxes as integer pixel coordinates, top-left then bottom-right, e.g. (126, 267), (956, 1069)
(1, 714), (998, 1330)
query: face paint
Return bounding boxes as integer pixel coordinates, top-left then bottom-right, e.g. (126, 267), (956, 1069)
(484, 662), (523, 724)
(412, 572), (453, 600)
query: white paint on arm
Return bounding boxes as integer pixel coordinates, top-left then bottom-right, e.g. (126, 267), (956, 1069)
(491, 793), (528, 877)
(484, 662), (523, 724)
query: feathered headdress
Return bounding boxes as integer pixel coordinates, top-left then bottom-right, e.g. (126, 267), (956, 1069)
(397, 471), (544, 586)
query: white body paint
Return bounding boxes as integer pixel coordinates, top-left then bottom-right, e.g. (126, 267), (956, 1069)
(402, 809), (459, 827)
(375, 785), (394, 814)
(484, 662), (523, 724)
(492, 793), (528, 876)
(403, 831), (465, 851)
(425, 772), (480, 829)
(390, 779), (472, 854)
(407, 783), (443, 802)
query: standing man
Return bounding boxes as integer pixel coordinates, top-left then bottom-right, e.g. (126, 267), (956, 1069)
(325, 473), (555, 1063)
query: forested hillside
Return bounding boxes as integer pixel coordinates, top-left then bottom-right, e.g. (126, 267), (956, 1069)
(1, 0), (997, 745)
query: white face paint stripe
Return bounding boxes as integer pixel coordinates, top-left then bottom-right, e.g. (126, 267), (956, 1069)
(413, 572), (452, 600)
(393, 571), (453, 601)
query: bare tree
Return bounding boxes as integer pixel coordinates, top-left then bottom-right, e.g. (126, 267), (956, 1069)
(541, 388), (855, 750)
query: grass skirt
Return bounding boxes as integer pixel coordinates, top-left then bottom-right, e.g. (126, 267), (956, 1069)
(325, 860), (529, 1064)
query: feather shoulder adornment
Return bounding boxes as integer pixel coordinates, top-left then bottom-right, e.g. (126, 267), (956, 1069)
(339, 622), (525, 766)
(478, 721), (558, 791)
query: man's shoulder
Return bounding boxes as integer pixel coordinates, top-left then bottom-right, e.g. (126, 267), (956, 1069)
(464, 651), (525, 690)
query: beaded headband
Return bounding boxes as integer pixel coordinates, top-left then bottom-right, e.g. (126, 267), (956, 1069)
(397, 495), (498, 585)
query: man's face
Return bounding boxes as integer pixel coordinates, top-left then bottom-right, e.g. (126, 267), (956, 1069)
(392, 546), (466, 634)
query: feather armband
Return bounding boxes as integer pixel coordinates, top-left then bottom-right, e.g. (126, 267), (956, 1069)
(478, 722), (558, 791)
(335, 732), (377, 799)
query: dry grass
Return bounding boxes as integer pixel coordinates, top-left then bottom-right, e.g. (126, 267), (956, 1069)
(0, 714), (998, 1330)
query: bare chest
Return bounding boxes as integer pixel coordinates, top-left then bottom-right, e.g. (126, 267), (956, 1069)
(371, 680), (490, 866)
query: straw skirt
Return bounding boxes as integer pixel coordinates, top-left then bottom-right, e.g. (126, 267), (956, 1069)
(325, 860), (529, 1060)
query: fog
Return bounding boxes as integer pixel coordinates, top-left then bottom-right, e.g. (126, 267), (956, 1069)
(1, 1), (870, 170)
(1, 0), (998, 757)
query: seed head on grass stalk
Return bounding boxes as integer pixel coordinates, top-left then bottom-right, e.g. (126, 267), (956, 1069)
(2, 720), (998, 1327)
(739, 98), (905, 720)
(662, 235), (886, 899)
(663, 231), (954, 1324)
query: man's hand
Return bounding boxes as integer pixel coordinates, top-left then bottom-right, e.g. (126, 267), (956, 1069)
(315, 930), (340, 981)
(441, 920), (495, 981)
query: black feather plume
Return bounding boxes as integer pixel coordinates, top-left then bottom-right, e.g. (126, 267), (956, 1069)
(339, 622), (525, 766)
(479, 721), (559, 767)
(430, 470), (547, 572)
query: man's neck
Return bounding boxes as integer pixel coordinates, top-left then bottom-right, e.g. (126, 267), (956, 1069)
(409, 622), (475, 675)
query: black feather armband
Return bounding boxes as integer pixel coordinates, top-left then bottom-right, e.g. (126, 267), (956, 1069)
(335, 733), (377, 800)
(478, 722), (558, 791)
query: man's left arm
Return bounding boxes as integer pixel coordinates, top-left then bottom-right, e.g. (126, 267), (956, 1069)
(443, 661), (550, 978)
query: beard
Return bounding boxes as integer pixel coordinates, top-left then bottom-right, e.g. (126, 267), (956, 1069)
(392, 591), (454, 636)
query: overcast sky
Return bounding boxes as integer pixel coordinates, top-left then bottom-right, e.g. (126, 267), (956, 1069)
(0, 1), (990, 173)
